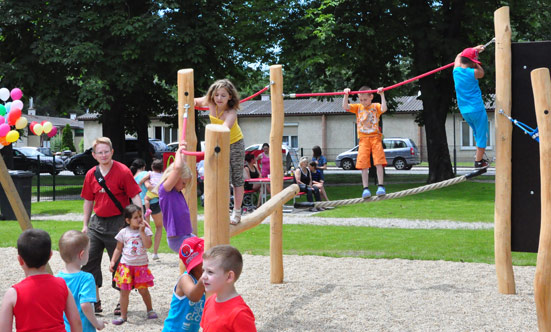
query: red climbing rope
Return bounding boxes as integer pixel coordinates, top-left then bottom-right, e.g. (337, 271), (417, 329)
(195, 85), (269, 110)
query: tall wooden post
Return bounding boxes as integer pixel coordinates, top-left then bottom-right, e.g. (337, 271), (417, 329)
(532, 68), (551, 332)
(203, 124), (230, 250)
(178, 69), (198, 234)
(269, 65), (285, 283)
(494, 6), (516, 294)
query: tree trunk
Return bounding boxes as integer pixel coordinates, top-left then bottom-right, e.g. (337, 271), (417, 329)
(136, 111), (152, 168)
(102, 102), (126, 163)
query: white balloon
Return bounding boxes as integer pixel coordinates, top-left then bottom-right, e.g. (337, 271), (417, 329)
(11, 100), (24, 111)
(0, 88), (9, 102)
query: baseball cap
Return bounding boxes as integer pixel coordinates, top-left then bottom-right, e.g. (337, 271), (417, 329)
(460, 47), (481, 64)
(179, 236), (204, 273)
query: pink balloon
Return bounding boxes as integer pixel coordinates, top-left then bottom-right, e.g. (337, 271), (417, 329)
(0, 123), (10, 137)
(0, 115), (4, 124)
(10, 88), (23, 101)
(11, 100), (23, 111)
(47, 126), (58, 138)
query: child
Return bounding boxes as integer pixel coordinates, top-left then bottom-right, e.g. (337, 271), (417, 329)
(342, 86), (388, 198)
(200, 245), (256, 332)
(195, 79), (245, 225)
(162, 236), (206, 332)
(157, 142), (194, 254)
(142, 159), (165, 261)
(57, 230), (106, 332)
(109, 204), (157, 325)
(309, 161), (329, 201)
(0, 229), (82, 332)
(453, 45), (489, 168)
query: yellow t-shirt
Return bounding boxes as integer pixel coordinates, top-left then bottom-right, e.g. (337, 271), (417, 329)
(347, 103), (383, 138)
(209, 114), (244, 144)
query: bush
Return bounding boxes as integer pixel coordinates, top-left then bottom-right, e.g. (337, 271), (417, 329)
(50, 134), (63, 152)
(79, 139), (84, 153)
(61, 124), (76, 152)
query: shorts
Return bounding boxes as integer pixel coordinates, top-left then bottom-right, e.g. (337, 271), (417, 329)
(356, 135), (387, 169)
(462, 111), (488, 149)
(230, 139), (245, 187)
(167, 233), (195, 253)
(113, 263), (154, 290)
(149, 201), (161, 215)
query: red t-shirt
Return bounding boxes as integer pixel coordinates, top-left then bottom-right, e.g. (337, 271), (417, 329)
(200, 295), (256, 332)
(81, 161), (141, 217)
(12, 274), (68, 332)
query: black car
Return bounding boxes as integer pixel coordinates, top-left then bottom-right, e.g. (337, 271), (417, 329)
(12, 147), (65, 175)
(65, 138), (170, 175)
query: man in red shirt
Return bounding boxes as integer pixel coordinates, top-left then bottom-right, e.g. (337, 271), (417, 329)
(80, 137), (142, 315)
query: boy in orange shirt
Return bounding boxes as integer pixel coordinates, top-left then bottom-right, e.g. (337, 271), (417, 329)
(200, 245), (256, 332)
(342, 86), (388, 198)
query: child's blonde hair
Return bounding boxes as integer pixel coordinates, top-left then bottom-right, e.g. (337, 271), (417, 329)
(203, 245), (243, 280)
(155, 162), (192, 195)
(92, 137), (113, 153)
(206, 79), (241, 111)
(59, 230), (89, 263)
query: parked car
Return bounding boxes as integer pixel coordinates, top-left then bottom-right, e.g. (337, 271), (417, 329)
(335, 138), (421, 170)
(12, 147), (65, 175)
(65, 138), (170, 175)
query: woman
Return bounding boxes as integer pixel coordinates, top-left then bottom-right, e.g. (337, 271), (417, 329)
(312, 145), (327, 177)
(294, 156), (322, 211)
(243, 153), (261, 207)
(257, 143), (270, 178)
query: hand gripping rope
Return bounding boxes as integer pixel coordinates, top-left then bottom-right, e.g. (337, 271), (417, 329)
(283, 38), (496, 98)
(498, 109), (539, 143)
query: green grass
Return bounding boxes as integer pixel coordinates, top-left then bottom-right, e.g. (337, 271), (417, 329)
(32, 200), (205, 216)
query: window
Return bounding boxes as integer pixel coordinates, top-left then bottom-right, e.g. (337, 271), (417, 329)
(154, 126), (178, 144)
(282, 135), (298, 148)
(461, 120), (492, 149)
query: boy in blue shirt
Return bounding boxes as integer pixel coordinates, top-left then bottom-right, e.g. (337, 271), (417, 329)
(453, 45), (489, 168)
(57, 230), (106, 331)
(163, 236), (205, 332)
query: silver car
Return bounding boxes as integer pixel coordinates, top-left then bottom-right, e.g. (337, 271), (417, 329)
(335, 138), (421, 170)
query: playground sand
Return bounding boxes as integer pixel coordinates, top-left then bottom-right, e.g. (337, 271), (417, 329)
(0, 247), (537, 331)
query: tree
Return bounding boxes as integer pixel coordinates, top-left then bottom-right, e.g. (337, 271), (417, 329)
(61, 124), (76, 152)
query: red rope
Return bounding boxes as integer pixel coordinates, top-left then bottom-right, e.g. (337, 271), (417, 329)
(285, 62), (454, 98)
(195, 85), (269, 110)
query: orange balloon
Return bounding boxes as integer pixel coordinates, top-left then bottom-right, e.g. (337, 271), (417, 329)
(0, 136), (9, 146)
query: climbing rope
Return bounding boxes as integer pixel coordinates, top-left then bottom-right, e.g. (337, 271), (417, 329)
(294, 168), (487, 209)
(498, 109), (539, 143)
(195, 85), (269, 111)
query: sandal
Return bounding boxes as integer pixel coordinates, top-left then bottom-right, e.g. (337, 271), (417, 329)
(94, 300), (103, 314)
(112, 317), (127, 325)
(147, 310), (158, 319)
(114, 302), (121, 316)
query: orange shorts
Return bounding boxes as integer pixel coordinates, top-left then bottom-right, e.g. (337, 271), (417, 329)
(356, 136), (387, 169)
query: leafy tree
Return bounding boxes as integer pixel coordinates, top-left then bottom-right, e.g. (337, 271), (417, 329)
(61, 124), (76, 152)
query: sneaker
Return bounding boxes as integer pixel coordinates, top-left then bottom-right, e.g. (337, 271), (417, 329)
(376, 186), (386, 196)
(152, 254), (160, 261)
(230, 211), (241, 225)
(112, 317), (126, 325)
(474, 159), (489, 169)
(362, 188), (371, 199)
(147, 310), (158, 319)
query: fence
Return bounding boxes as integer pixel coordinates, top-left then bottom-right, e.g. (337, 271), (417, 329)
(30, 155), (83, 202)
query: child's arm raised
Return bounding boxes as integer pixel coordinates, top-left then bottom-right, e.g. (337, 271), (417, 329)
(0, 288), (16, 332)
(474, 63), (485, 79)
(175, 274), (205, 303)
(109, 241), (124, 273)
(194, 96), (210, 110)
(81, 302), (106, 330)
(163, 143), (187, 192)
(65, 288), (83, 332)
(378, 87), (387, 113)
(342, 88), (351, 110)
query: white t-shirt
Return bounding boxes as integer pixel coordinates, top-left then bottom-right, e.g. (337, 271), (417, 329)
(115, 227), (153, 266)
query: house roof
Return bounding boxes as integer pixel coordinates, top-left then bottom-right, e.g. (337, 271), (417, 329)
(25, 114), (83, 129)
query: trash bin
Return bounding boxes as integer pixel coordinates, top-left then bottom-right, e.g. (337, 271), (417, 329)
(0, 170), (33, 220)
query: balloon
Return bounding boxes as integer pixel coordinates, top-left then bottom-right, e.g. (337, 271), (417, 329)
(6, 130), (19, 143)
(7, 109), (21, 126)
(0, 88), (9, 102)
(0, 115), (4, 124)
(33, 123), (43, 135)
(29, 121), (37, 135)
(0, 136), (8, 146)
(41, 120), (47, 126)
(5, 102), (11, 113)
(15, 117), (28, 129)
(10, 88), (22, 101)
(11, 100), (23, 111)
(0, 123), (10, 136)
(47, 126), (58, 138)
(43, 121), (53, 134)
(0, 104), (5, 116)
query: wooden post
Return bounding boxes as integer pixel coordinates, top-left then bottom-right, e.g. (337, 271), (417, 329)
(494, 6), (516, 294)
(178, 69), (198, 235)
(203, 124), (230, 250)
(532, 67), (551, 331)
(0, 155), (52, 274)
(269, 65), (285, 284)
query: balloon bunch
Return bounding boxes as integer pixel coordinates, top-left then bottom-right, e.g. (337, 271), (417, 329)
(29, 120), (57, 137)
(0, 87), (28, 148)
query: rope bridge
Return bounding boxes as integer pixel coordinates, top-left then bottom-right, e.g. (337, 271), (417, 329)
(294, 168), (488, 209)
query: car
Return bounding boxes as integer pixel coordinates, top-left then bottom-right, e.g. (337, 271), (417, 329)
(335, 137), (421, 170)
(65, 138), (170, 175)
(12, 147), (65, 175)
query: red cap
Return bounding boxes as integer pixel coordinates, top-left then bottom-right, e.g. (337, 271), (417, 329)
(179, 236), (204, 273)
(460, 48), (481, 64)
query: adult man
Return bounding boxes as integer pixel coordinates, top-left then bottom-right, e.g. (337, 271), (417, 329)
(80, 137), (142, 315)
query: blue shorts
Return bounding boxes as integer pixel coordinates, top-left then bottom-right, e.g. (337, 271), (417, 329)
(462, 111), (488, 149)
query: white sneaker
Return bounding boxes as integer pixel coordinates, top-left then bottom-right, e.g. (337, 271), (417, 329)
(230, 211), (241, 225)
(152, 254), (160, 261)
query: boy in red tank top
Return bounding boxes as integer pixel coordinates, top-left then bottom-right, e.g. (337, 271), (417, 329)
(0, 229), (82, 332)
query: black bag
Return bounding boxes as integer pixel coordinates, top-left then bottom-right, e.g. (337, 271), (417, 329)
(94, 166), (124, 214)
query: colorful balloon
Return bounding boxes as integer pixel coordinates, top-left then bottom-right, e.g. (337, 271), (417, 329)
(7, 109), (21, 126)
(43, 121), (53, 134)
(47, 126), (58, 138)
(33, 123), (43, 135)
(11, 100), (23, 111)
(29, 121), (37, 135)
(6, 130), (19, 143)
(0, 115), (4, 124)
(10, 88), (23, 101)
(15, 117), (28, 130)
(0, 104), (5, 116)
(0, 136), (8, 146)
(5, 102), (11, 113)
(0, 88), (9, 102)
(0, 123), (10, 136)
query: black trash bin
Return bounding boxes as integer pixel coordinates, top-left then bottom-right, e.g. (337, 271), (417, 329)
(0, 170), (33, 220)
